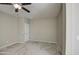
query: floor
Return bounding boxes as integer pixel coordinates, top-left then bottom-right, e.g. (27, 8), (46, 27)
(0, 41), (57, 55)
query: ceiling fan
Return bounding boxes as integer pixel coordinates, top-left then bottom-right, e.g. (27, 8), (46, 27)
(0, 3), (31, 13)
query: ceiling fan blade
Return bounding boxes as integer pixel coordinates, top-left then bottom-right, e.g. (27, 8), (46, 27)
(15, 8), (19, 12)
(21, 7), (30, 13)
(22, 3), (32, 5)
(0, 3), (12, 5)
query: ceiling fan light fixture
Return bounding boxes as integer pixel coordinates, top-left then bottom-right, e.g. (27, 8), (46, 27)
(13, 4), (21, 9)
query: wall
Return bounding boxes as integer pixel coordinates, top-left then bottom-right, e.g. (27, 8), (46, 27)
(57, 4), (66, 54)
(57, 9), (62, 54)
(18, 18), (30, 42)
(66, 4), (72, 55)
(0, 11), (30, 48)
(0, 11), (19, 48)
(66, 3), (79, 55)
(62, 4), (66, 55)
(30, 18), (57, 43)
(17, 18), (25, 43)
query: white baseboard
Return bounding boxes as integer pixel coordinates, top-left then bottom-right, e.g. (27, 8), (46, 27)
(29, 40), (56, 44)
(17, 40), (29, 44)
(0, 42), (17, 50)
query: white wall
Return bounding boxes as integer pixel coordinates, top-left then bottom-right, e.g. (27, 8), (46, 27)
(57, 4), (66, 54)
(17, 18), (25, 42)
(57, 9), (62, 54)
(62, 4), (66, 55)
(18, 18), (30, 42)
(66, 3), (79, 55)
(0, 11), (30, 48)
(0, 11), (19, 48)
(66, 4), (72, 54)
(30, 18), (57, 43)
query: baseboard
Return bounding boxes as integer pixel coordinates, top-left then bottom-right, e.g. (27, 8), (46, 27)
(29, 40), (56, 44)
(17, 40), (29, 44)
(0, 42), (17, 50)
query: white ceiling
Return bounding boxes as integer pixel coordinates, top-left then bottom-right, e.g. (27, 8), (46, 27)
(0, 3), (61, 19)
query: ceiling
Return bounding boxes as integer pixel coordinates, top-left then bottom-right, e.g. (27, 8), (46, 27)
(0, 3), (61, 19)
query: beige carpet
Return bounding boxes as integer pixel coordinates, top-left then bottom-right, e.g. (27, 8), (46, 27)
(0, 41), (57, 55)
